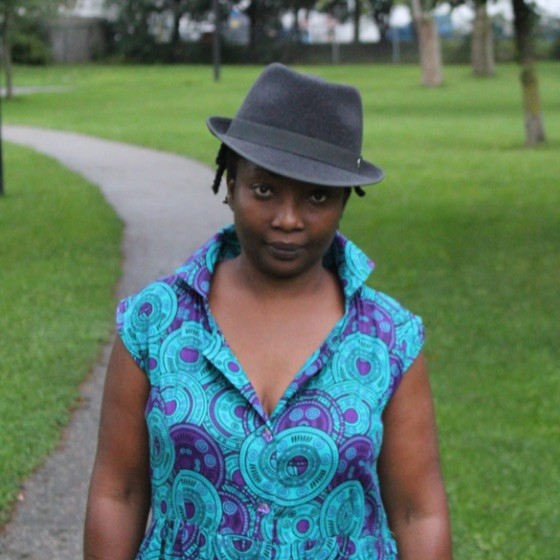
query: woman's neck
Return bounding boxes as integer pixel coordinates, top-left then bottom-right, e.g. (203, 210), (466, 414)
(227, 254), (334, 301)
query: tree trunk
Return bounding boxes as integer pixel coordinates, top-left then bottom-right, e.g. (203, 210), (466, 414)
(1, 2), (14, 99)
(411, 0), (443, 87)
(170, 3), (182, 48)
(512, 0), (545, 145)
(245, 3), (259, 51)
(292, 6), (300, 42)
(471, 2), (495, 76)
(353, 0), (361, 44)
(519, 66), (545, 145)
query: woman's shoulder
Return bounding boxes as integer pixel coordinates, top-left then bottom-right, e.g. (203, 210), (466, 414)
(117, 273), (191, 323)
(117, 227), (232, 321)
(359, 284), (422, 328)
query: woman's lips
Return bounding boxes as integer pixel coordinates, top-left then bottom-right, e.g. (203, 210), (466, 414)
(267, 242), (304, 260)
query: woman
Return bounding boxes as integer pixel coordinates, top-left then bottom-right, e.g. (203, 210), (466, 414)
(84, 63), (452, 559)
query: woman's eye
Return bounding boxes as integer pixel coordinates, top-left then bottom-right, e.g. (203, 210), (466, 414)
(309, 190), (329, 204)
(251, 184), (273, 198)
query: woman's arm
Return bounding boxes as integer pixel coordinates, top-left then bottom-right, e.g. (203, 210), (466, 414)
(84, 336), (151, 560)
(378, 352), (453, 560)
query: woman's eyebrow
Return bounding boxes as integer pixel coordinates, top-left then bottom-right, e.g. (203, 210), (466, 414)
(252, 167), (283, 180)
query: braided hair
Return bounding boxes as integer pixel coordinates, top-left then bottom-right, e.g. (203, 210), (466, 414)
(211, 144), (239, 195)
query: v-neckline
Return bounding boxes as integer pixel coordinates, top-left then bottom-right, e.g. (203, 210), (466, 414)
(202, 301), (347, 423)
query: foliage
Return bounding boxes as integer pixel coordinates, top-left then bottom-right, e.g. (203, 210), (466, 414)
(0, 0), (59, 94)
(551, 34), (560, 59)
(242, 0), (285, 44)
(512, 0), (540, 61)
(104, 0), (230, 61)
(369, 0), (392, 40)
(101, 0), (393, 61)
(11, 13), (51, 64)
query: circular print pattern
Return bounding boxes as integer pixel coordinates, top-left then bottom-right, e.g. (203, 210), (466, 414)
(152, 484), (170, 518)
(320, 480), (364, 538)
(159, 324), (206, 375)
(336, 435), (376, 492)
(203, 343), (245, 384)
(218, 483), (256, 536)
(147, 408), (175, 485)
(216, 535), (270, 560)
(329, 381), (375, 437)
(240, 427), (338, 506)
(170, 424), (226, 487)
(172, 470), (222, 537)
(130, 282), (177, 339)
(277, 502), (321, 544)
(275, 390), (343, 439)
(332, 333), (391, 395)
(204, 385), (255, 451)
(289, 538), (340, 560)
(159, 372), (207, 426)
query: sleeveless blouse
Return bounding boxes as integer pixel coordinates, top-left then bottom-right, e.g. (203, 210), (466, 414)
(117, 226), (424, 560)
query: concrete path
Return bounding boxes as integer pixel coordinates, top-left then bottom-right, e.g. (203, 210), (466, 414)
(0, 125), (230, 559)
(1, 86), (73, 97)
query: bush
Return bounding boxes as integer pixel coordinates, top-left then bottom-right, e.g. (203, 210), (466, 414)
(12, 17), (51, 65)
(551, 35), (560, 59)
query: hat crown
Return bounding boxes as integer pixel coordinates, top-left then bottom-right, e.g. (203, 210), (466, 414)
(206, 63), (383, 188)
(235, 63), (363, 155)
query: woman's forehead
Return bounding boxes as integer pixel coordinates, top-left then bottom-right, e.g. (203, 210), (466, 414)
(238, 158), (281, 179)
(235, 158), (350, 200)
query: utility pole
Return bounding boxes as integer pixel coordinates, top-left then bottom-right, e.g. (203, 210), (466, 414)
(0, 61), (4, 196)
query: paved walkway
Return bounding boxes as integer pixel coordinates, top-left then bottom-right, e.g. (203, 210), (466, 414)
(0, 125), (230, 559)
(1, 86), (73, 98)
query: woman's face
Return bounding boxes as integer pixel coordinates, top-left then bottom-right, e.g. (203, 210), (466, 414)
(227, 159), (349, 281)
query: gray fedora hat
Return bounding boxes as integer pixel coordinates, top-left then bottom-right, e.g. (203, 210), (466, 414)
(207, 63), (383, 188)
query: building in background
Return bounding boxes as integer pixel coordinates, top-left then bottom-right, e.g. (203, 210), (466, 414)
(50, 0), (109, 63)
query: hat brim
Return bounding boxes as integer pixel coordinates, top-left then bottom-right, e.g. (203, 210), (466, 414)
(207, 117), (384, 188)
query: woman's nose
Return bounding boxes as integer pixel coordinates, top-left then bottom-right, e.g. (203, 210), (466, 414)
(271, 197), (304, 231)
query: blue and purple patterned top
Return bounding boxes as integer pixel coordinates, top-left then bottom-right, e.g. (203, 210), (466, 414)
(117, 226), (424, 560)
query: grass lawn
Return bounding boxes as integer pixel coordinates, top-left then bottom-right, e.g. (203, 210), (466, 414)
(3, 62), (560, 558)
(0, 143), (122, 524)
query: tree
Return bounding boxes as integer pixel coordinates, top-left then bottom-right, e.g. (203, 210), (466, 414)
(105, 0), (230, 60)
(0, 0), (57, 98)
(243, 0), (284, 51)
(369, 0), (392, 42)
(447, 0), (495, 76)
(285, 0), (316, 43)
(512, 0), (545, 145)
(410, 0), (443, 86)
(470, 0), (495, 76)
(352, 0), (361, 43)
(0, 0), (16, 98)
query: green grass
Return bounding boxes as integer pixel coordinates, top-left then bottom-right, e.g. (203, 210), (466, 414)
(0, 143), (122, 523)
(3, 63), (560, 558)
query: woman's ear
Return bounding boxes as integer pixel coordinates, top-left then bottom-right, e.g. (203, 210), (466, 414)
(342, 187), (351, 208)
(226, 176), (235, 208)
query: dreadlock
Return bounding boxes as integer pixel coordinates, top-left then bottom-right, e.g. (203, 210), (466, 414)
(211, 143), (228, 195)
(211, 143), (240, 195)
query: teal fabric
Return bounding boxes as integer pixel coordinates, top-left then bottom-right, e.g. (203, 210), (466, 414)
(117, 226), (424, 559)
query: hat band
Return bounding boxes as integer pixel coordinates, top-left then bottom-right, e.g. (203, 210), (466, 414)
(227, 119), (362, 173)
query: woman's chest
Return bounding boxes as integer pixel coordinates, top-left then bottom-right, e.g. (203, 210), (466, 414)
(145, 335), (389, 495)
(140, 321), (397, 558)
